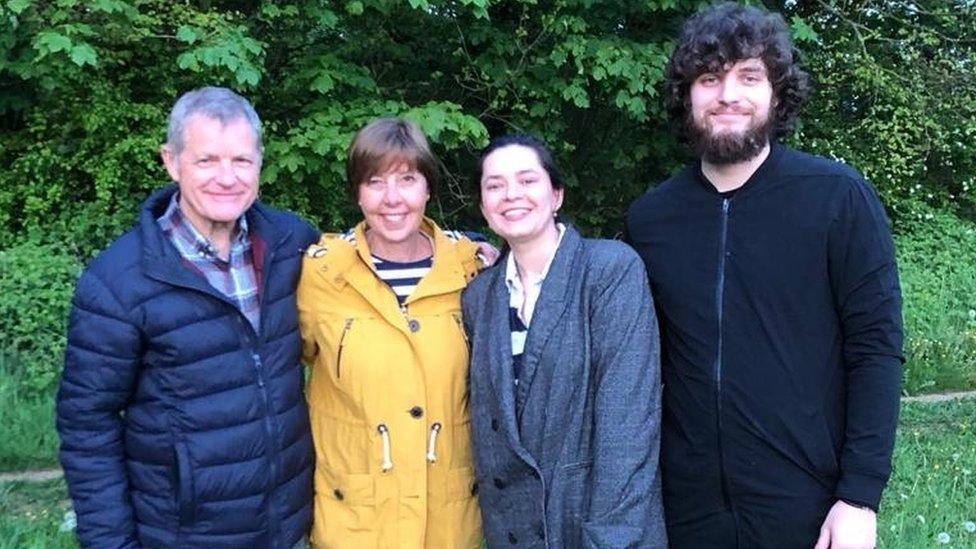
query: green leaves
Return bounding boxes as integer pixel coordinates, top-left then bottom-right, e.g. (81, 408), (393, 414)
(34, 31), (72, 55)
(33, 30), (98, 67)
(176, 25), (199, 44)
(175, 24), (266, 88)
(5, 0), (976, 250)
(789, 15), (818, 43)
(68, 43), (96, 66)
(6, 0), (30, 15)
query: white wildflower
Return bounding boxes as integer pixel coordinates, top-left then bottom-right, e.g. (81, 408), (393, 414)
(937, 532), (951, 544)
(964, 521), (976, 533)
(58, 510), (76, 533)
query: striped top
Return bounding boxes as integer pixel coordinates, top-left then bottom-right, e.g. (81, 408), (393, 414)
(372, 255), (433, 306)
(508, 305), (529, 385)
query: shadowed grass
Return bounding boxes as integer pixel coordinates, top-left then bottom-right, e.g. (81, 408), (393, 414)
(1, 399), (973, 548)
(0, 354), (59, 472)
(0, 480), (75, 549)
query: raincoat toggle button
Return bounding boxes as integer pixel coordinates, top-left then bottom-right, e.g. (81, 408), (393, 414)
(409, 406), (424, 418)
(408, 319), (421, 332)
(333, 488), (344, 501)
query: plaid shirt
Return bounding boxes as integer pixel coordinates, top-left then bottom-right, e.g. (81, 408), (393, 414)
(157, 192), (261, 331)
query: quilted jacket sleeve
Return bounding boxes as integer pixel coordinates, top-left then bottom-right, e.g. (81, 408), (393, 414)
(57, 269), (143, 549)
(583, 246), (666, 548)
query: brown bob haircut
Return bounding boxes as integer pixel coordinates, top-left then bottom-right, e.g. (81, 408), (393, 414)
(345, 117), (439, 200)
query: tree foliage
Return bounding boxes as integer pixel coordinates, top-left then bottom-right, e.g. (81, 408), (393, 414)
(783, 0), (976, 222)
(1, 0), (974, 258)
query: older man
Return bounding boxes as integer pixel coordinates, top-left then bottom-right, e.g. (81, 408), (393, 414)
(57, 87), (318, 548)
(626, 4), (903, 548)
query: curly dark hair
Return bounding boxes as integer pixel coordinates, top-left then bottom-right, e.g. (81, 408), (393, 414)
(663, 2), (810, 140)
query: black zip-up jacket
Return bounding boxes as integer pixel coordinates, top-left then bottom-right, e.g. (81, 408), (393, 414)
(625, 144), (903, 544)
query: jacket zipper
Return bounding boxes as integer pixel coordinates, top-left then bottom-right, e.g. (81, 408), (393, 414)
(336, 318), (353, 378)
(252, 237), (286, 545)
(715, 198), (732, 508)
(452, 313), (468, 344)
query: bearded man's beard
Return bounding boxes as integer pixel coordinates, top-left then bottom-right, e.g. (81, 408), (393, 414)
(686, 111), (773, 165)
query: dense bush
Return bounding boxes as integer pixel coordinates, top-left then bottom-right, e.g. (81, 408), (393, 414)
(791, 0), (976, 223)
(896, 207), (976, 394)
(3, 1), (970, 253)
(1, 1), (974, 395)
(0, 241), (82, 396)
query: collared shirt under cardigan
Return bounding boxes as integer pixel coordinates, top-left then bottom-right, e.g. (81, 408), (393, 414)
(505, 223), (566, 387)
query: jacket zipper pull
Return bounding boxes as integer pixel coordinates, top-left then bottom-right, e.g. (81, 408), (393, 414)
(426, 422), (442, 464)
(336, 318), (352, 378)
(377, 424), (393, 472)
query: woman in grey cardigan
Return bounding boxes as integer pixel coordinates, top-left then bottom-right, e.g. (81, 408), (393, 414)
(461, 135), (666, 548)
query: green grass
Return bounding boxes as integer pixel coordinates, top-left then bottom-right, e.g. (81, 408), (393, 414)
(878, 399), (976, 547)
(896, 210), (976, 395)
(0, 354), (59, 472)
(0, 480), (76, 549)
(2, 399), (973, 548)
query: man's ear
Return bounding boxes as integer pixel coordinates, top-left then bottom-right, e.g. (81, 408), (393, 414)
(160, 145), (181, 183)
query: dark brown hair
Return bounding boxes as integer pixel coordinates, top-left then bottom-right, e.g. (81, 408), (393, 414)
(474, 134), (565, 196)
(664, 2), (811, 140)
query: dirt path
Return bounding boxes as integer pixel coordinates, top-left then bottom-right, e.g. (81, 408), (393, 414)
(901, 390), (976, 403)
(0, 467), (63, 483)
(1, 392), (973, 484)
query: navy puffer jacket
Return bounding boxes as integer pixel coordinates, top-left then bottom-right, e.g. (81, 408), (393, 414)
(57, 186), (319, 548)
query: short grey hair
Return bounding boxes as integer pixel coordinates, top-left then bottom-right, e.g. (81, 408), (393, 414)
(166, 86), (263, 158)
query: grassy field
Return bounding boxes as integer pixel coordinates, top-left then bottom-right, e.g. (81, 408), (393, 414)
(0, 357), (59, 471)
(880, 399), (976, 547)
(1, 399), (973, 548)
(0, 480), (75, 549)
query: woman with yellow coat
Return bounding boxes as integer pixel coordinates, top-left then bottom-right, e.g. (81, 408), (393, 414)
(297, 118), (483, 548)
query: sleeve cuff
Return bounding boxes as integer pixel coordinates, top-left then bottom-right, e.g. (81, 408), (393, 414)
(835, 471), (887, 511)
(839, 498), (877, 513)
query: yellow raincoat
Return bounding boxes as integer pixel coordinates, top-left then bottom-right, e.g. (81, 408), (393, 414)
(297, 218), (483, 548)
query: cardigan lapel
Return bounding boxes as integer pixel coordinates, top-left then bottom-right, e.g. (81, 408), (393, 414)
(484, 267), (518, 424)
(514, 226), (581, 423)
(481, 264), (540, 467)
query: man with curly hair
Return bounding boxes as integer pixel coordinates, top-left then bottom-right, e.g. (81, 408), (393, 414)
(625, 3), (903, 548)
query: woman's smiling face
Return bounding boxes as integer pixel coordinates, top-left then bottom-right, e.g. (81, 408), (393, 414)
(479, 144), (563, 246)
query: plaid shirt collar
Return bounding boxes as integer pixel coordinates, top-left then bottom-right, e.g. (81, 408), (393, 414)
(156, 190), (262, 331)
(157, 191), (250, 263)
